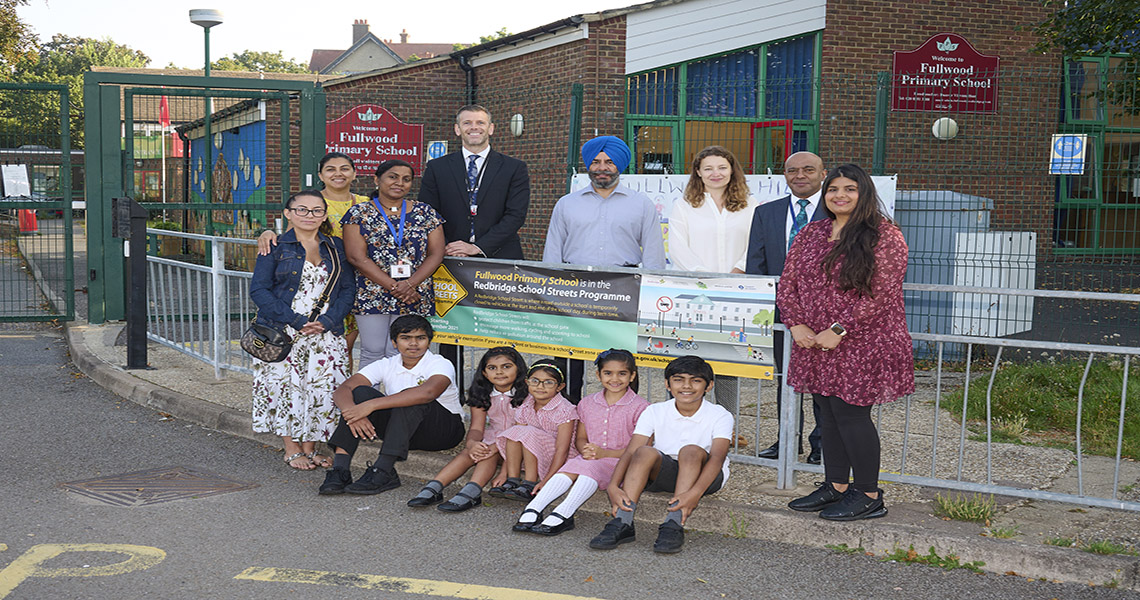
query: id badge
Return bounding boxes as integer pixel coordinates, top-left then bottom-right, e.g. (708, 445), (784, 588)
(390, 261), (412, 279)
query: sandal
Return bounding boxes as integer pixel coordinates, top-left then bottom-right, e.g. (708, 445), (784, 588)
(512, 508), (543, 532)
(284, 452), (314, 470)
(307, 451), (333, 469)
(504, 480), (536, 502)
(488, 477), (521, 499)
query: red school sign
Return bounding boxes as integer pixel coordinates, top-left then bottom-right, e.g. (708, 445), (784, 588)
(326, 104), (424, 174)
(892, 33), (999, 114)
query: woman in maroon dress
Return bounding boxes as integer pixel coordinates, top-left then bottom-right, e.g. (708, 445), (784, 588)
(776, 163), (913, 521)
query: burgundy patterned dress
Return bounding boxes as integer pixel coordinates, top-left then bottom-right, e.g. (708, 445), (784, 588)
(776, 219), (914, 406)
(495, 394), (579, 480)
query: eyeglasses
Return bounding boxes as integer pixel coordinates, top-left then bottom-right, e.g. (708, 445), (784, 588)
(288, 207), (327, 217)
(526, 377), (560, 388)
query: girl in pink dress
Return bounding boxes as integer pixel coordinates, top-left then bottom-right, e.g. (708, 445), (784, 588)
(512, 349), (649, 536)
(489, 358), (578, 503)
(405, 347), (528, 512)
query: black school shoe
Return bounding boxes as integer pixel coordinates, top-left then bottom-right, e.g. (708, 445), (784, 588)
(438, 490), (482, 512)
(653, 521), (685, 554)
(407, 486), (444, 507)
(531, 513), (575, 537)
(318, 468), (353, 495)
(488, 477), (521, 499)
(589, 517), (636, 550)
(345, 464), (401, 495)
(788, 481), (844, 512)
(819, 488), (887, 521)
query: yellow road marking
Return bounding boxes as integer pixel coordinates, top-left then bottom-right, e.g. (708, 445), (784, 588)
(235, 567), (608, 600)
(0, 543), (165, 598)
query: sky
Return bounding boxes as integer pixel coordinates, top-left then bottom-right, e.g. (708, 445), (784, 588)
(18, 0), (638, 69)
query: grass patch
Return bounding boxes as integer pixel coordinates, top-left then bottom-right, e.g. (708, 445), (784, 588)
(1083, 539), (1138, 556)
(726, 512), (750, 539)
(942, 360), (1140, 459)
(1045, 536), (1076, 547)
(985, 525), (1020, 539)
(883, 545), (985, 573)
(933, 493), (995, 524)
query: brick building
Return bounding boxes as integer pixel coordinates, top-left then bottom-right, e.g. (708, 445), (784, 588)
(318, 0), (1137, 289)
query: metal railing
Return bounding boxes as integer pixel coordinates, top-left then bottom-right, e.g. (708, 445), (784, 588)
(145, 229), (257, 378)
(142, 231), (1140, 511)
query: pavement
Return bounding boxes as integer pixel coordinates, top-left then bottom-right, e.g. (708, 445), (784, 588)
(59, 319), (1140, 592)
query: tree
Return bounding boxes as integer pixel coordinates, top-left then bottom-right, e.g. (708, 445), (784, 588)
(0, 34), (150, 147)
(0, 0), (36, 73)
(1031, 0), (1140, 113)
(453, 28), (511, 52)
(211, 50), (310, 73)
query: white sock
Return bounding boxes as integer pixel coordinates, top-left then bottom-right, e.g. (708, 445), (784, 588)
(520, 473), (573, 523)
(543, 476), (598, 525)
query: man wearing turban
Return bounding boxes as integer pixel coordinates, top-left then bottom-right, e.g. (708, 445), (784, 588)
(543, 135), (666, 400)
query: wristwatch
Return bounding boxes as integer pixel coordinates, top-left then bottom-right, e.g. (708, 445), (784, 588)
(830, 322), (847, 337)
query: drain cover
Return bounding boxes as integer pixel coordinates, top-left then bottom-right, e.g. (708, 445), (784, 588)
(61, 466), (258, 507)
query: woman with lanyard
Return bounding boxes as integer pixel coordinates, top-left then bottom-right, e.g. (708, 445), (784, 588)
(259, 152), (371, 370)
(341, 159), (445, 369)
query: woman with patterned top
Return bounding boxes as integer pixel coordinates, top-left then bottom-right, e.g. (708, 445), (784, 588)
(341, 159), (445, 369)
(777, 163), (914, 521)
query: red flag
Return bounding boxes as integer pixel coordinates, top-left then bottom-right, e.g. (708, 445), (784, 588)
(161, 96), (183, 158)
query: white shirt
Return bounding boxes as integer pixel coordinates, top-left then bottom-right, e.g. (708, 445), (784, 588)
(668, 193), (759, 273)
(783, 189), (822, 242)
(633, 398), (735, 481)
(461, 145), (491, 182)
(356, 350), (462, 415)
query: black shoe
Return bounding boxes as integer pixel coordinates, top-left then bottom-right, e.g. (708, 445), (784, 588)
(805, 449), (822, 465)
(653, 521), (685, 554)
(318, 468), (353, 495)
(488, 477), (521, 499)
(407, 486), (444, 507)
(589, 517), (636, 550)
(531, 513), (575, 537)
(345, 464), (401, 495)
(504, 480), (536, 502)
(512, 508), (542, 532)
(438, 490), (482, 512)
(788, 481), (843, 512)
(757, 442), (780, 459)
(819, 488), (887, 521)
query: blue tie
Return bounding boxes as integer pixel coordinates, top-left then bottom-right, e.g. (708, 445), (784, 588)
(466, 155), (479, 242)
(788, 198), (810, 251)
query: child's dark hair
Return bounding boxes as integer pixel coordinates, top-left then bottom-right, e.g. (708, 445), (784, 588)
(527, 357), (567, 386)
(466, 347), (528, 408)
(594, 348), (639, 394)
(284, 189), (332, 236)
(388, 314), (433, 341)
(664, 355), (714, 383)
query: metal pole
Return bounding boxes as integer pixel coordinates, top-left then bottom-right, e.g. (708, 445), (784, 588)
(211, 238), (224, 379)
(776, 326), (799, 489)
(204, 27), (214, 246)
(125, 199), (149, 369)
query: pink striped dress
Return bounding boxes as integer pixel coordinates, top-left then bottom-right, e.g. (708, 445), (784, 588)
(559, 389), (649, 490)
(495, 393), (578, 480)
(480, 390), (518, 444)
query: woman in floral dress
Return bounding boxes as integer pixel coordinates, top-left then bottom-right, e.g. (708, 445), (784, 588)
(341, 159), (445, 369)
(250, 190), (356, 470)
(777, 163), (914, 521)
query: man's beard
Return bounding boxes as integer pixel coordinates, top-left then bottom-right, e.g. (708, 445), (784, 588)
(589, 170), (619, 189)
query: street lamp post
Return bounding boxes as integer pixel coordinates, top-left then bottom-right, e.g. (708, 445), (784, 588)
(189, 9), (222, 240)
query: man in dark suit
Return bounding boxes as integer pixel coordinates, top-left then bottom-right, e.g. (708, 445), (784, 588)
(419, 104), (530, 381)
(745, 151), (826, 464)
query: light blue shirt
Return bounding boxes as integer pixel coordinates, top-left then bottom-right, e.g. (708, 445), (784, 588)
(542, 183), (666, 269)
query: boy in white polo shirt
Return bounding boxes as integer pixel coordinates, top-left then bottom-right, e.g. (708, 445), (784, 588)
(319, 315), (466, 496)
(590, 355), (733, 554)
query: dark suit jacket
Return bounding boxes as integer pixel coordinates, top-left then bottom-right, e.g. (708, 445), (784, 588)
(418, 149), (530, 259)
(744, 195), (826, 277)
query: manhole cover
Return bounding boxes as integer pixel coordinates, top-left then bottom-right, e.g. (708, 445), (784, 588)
(60, 466), (258, 507)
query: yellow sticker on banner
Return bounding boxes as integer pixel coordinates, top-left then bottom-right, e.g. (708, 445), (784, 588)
(432, 264), (468, 317)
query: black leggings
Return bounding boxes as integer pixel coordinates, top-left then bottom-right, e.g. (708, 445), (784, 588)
(814, 394), (880, 492)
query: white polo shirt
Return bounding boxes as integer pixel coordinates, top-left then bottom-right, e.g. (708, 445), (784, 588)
(633, 398), (734, 482)
(356, 350), (462, 416)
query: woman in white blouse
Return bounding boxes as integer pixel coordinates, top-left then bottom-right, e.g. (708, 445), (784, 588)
(668, 145), (757, 416)
(668, 146), (758, 274)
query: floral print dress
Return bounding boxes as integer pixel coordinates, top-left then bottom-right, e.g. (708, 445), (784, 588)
(251, 260), (348, 441)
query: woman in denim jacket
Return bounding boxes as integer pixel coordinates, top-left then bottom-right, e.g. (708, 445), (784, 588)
(250, 190), (357, 470)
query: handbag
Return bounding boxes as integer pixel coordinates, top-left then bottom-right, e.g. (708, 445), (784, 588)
(241, 239), (343, 363)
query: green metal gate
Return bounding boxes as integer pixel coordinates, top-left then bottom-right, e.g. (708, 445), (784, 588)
(82, 72), (325, 324)
(0, 82), (75, 322)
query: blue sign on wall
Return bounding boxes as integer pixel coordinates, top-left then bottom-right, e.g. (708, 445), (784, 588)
(1050, 134), (1087, 175)
(426, 141), (448, 161)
